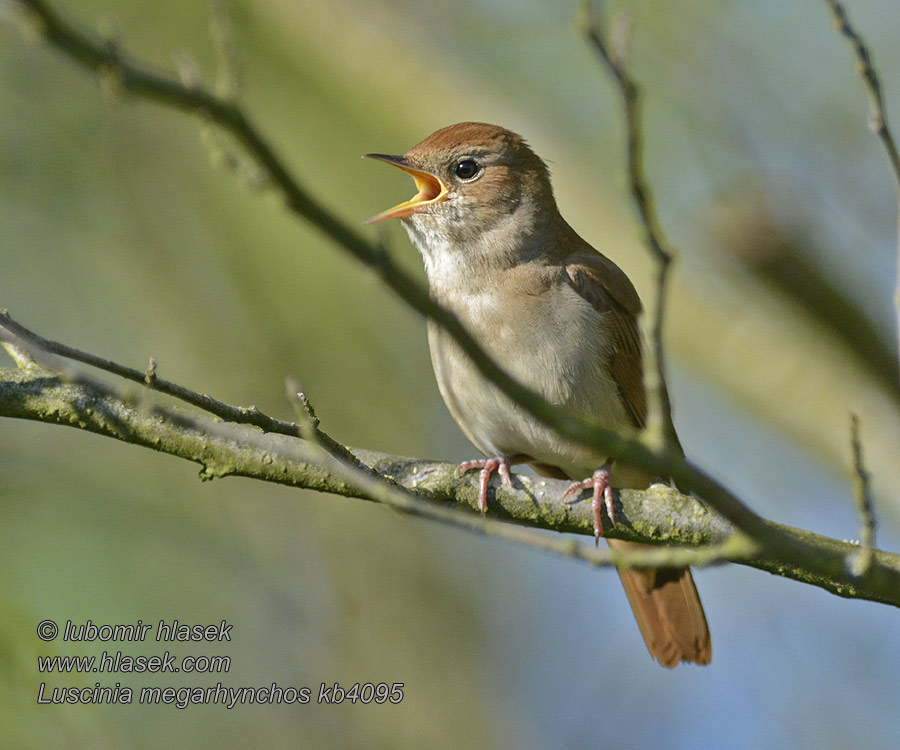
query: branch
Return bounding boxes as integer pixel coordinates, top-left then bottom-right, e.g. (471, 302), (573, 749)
(3, 326), (900, 605)
(579, 2), (678, 452)
(824, 0), (900, 185)
(823, 0), (900, 373)
(8, 3), (900, 607)
(849, 413), (877, 575)
(0, 358), (738, 571)
(0, 317), (737, 574)
(1, 360), (898, 600)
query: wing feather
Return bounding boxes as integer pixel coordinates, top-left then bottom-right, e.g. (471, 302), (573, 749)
(564, 251), (646, 429)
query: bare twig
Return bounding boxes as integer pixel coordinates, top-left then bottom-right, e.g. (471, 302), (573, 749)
(0, 309), (354, 462)
(579, 1), (679, 453)
(823, 0), (900, 374)
(198, 0), (267, 188)
(849, 414), (877, 575)
(824, 0), (900, 183)
(285, 378), (320, 434)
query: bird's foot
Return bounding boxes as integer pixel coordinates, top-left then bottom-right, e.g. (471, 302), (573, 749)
(563, 464), (615, 545)
(456, 456), (515, 514)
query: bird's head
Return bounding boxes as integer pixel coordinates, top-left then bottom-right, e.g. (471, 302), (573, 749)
(365, 122), (557, 247)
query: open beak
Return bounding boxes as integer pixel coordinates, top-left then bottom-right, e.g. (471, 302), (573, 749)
(363, 154), (449, 224)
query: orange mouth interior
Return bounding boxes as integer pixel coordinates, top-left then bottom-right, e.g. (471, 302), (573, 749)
(364, 156), (448, 224)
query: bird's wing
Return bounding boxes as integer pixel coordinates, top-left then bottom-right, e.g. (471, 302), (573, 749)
(564, 250), (646, 429)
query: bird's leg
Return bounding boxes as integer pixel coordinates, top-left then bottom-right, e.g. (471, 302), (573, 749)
(456, 455), (522, 514)
(563, 464), (615, 544)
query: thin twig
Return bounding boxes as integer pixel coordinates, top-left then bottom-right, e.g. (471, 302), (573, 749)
(824, 0), (900, 182)
(579, 1), (679, 452)
(198, 0), (268, 189)
(823, 0), (900, 376)
(0, 309), (354, 461)
(849, 413), (877, 575)
(286, 377), (320, 434)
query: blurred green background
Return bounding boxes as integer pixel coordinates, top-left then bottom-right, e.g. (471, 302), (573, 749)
(2, 0), (899, 747)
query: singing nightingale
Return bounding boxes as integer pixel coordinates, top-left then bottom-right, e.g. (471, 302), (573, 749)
(365, 122), (711, 667)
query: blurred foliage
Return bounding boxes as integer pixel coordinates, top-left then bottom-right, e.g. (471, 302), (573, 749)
(2, 0), (899, 748)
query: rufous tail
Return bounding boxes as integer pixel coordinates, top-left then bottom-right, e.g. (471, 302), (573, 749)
(607, 538), (711, 667)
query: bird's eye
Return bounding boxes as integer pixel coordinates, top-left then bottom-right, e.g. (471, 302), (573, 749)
(454, 159), (481, 181)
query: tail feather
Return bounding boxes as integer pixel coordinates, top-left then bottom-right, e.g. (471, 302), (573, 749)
(608, 538), (711, 667)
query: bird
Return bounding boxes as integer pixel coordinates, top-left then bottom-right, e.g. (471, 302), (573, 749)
(364, 122), (711, 667)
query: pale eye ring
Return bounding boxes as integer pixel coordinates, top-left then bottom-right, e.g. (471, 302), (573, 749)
(454, 158), (482, 181)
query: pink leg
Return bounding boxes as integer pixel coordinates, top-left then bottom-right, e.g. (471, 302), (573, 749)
(456, 456), (514, 514)
(562, 464), (615, 544)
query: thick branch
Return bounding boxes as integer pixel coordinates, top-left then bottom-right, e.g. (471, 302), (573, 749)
(2, 363), (899, 606)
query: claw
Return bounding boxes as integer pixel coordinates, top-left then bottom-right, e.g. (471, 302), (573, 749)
(456, 456), (514, 514)
(562, 465), (615, 545)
